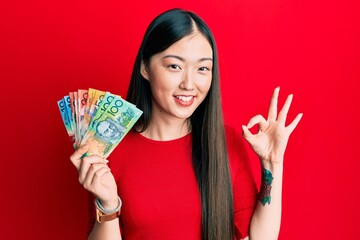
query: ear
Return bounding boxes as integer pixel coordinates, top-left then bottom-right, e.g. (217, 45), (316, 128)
(140, 61), (149, 81)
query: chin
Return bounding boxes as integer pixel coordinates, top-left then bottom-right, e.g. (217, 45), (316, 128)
(175, 110), (196, 120)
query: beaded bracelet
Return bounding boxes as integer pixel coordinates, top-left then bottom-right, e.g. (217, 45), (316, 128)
(95, 196), (122, 214)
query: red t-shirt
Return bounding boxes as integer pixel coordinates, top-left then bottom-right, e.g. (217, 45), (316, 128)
(88, 126), (257, 239)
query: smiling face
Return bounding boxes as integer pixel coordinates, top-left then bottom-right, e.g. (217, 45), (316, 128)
(141, 31), (213, 124)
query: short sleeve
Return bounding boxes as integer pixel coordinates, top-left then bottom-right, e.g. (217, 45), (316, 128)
(225, 125), (258, 239)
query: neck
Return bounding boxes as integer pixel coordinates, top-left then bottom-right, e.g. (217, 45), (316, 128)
(141, 116), (191, 141)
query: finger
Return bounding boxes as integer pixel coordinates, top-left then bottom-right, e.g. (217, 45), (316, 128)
(247, 114), (267, 129)
(242, 125), (258, 148)
(83, 163), (110, 191)
(242, 125), (254, 142)
(70, 145), (89, 169)
(268, 87), (280, 121)
(277, 94), (293, 124)
(91, 166), (112, 188)
(83, 163), (106, 189)
(78, 156), (108, 184)
(287, 113), (303, 133)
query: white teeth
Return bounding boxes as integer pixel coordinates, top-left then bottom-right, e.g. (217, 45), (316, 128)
(176, 96), (193, 102)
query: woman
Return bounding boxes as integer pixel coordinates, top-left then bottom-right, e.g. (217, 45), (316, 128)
(70, 8), (302, 240)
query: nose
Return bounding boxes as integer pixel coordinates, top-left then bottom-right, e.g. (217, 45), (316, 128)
(180, 70), (194, 90)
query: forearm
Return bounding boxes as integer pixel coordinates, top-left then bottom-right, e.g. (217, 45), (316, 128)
(249, 161), (283, 240)
(89, 218), (122, 240)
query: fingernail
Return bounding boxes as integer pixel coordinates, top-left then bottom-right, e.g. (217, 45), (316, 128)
(104, 159), (109, 163)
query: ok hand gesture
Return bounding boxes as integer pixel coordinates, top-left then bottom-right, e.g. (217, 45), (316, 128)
(242, 87), (303, 164)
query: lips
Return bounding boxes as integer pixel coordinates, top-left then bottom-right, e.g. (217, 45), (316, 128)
(175, 95), (193, 102)
(174, 95), (195, 106)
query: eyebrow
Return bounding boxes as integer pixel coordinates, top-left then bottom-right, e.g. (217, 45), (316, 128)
(162, 55), (213, 62)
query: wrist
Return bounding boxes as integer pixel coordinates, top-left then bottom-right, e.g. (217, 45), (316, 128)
(95, 196), (122, 214)
(261, 157), (283, 170)
(95, 196), (122, 223)
(101, 198), (120, 210)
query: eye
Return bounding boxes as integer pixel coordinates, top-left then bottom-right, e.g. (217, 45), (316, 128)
(168, 64), (181, 70)
(199, 66), (210, 72)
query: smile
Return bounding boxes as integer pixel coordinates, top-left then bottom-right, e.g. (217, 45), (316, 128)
(175, 96), (193, 102)
(174, 95), (195, 106)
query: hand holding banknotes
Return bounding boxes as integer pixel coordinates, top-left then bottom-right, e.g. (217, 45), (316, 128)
(58, 88), (143, 208)
(70, 145), (119, 208)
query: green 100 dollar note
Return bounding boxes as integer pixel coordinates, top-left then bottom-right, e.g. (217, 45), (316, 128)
(81, 92), (117, 144)
(81, 95), (142, 158)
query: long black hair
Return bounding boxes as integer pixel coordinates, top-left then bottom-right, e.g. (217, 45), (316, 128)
(126, 8), (234, 240)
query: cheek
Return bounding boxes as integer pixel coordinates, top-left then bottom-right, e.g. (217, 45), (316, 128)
(149, 71), (178, 91)
(148, 77), (173, 102)
(150, 78), (171, 94)
(199, 75), (212, 93)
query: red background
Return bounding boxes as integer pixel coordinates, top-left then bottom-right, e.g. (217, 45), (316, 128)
(1, 0), (359, 239)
